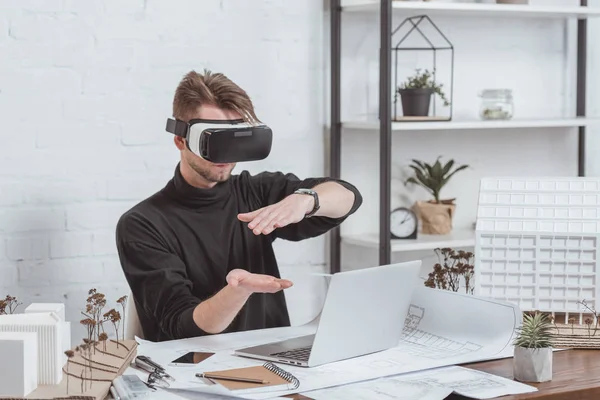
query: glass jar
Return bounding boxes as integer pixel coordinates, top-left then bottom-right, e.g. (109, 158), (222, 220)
(478, 89), (514, 120)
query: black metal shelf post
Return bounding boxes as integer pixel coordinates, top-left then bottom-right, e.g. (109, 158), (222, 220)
(577, 0), (587, 177)
(379, 0), (392, 267)
(330, 0), (342, 274)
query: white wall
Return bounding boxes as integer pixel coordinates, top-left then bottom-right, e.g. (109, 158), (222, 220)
(1, 0), (599, 344)
(337, 0), (600, 272)
(0, 0), (330, 344)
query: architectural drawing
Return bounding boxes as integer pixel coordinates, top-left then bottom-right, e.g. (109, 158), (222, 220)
(398, 304), (483, 360)
(164, 286), (520, 400)
(305, 365), (536, 400)
(475, 177), (600, 320)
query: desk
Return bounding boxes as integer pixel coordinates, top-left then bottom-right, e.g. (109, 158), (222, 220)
(448, 349), (600, 400)
(109, 350), (600, 400)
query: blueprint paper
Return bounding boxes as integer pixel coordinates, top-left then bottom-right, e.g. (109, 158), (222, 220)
(304, 379), (452, 400)
(137, 286), (521, 399)
(305, 366), (536, 400)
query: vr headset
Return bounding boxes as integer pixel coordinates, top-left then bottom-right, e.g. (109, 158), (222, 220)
(165, 118), (273, 163)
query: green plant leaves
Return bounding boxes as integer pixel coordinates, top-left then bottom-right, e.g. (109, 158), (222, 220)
(513, 312), (554, 349)
(398, 69), (451, 106)
(405, 157), (469, 203)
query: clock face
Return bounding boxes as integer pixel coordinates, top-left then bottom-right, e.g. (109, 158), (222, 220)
(390, 208), (418, 238)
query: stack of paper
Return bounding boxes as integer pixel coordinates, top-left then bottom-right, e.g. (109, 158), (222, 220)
(134, 286), (524, 399)
(305, 366), (537, 400)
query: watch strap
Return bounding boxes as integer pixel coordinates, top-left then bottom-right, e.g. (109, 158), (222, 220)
(294, 188), (320, 218)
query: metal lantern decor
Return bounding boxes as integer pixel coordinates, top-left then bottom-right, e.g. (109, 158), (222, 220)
(392, 15), (454, 121)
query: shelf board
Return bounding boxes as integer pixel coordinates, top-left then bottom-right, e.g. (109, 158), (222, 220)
(341, 1), (600, 19)
(342, 117), (600, 131)
(342, 228), (475, 253)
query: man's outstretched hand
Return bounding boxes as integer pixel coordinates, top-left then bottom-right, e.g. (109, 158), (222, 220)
(226, 269), (293, 294)
(237, 193), (313, 235)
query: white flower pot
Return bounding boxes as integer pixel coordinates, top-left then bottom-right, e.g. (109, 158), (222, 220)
(513, 347), (553, 383)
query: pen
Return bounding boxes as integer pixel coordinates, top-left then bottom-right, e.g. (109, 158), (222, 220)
(109, 385), (121, 400)
(195, 373), (269, 384)
(132, 356), (175, 382)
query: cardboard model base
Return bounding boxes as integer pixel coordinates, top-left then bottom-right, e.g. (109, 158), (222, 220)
(551, 323), (600, 349)
(0, 339), (137, 400)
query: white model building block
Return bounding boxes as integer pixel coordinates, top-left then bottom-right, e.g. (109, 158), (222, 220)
(474, 177), (600, 319)
(25, 302), (66, 321)
(24, 303), (71, 364)
(0, 312), (63, 385)
(0, 332), (38, 397)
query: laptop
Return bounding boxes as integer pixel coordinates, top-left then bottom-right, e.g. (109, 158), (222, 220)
(234, 260), (422, 368)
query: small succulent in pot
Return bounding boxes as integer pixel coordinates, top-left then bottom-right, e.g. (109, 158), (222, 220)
(513, 311), (554, 383)
(396, 68), (450, 117)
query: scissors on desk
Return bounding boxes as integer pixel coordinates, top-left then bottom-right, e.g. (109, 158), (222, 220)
(130, 355), (174, 389)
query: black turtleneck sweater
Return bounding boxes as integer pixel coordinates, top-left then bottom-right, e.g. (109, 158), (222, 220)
(115, 164), (362, 342)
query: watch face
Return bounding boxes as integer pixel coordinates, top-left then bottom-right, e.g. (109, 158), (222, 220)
(390, 208), (417, 238)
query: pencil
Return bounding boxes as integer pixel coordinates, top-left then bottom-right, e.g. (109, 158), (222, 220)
(195, 373), (269, 384)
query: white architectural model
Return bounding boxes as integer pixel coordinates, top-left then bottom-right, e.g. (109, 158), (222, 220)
(25, 302), (71, 364)
(475, 177), (600, 319)
(0, 332), (38, 397)
(25, 302), (65, 321)
(0, 312), (64, 385)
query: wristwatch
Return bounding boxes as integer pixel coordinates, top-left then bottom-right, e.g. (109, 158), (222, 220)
(294, 188), (320, 218)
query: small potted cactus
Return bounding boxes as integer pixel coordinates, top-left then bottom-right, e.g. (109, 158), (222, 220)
(513, 312), (554, 383)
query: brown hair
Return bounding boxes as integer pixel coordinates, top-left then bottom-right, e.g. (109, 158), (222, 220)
(172, 69), (259, 123)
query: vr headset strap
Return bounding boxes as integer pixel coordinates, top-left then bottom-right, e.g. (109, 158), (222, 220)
(165, 118), (189, 138)
(166, 118), (249, 139)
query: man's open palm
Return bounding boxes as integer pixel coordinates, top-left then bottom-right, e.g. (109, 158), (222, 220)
(227, 269), (293, 294)
(237, 193), (312, 235)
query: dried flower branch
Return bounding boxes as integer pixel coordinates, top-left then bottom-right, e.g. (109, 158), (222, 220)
(99, 332), (108, 351)
(424, 248), (475, 294)
(0, 295), (22, 315)
(117, 295), (128, 341)
(578, 299), (600, 335)
(83, 289), (107, 352)
(104, 309), (122, 348)
(64, 350), (75, 394)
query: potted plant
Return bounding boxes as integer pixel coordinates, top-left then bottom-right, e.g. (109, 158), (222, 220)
(405, 156), (468, 234)
(513, 312), (554, 383)
(396, 68), (450, 117)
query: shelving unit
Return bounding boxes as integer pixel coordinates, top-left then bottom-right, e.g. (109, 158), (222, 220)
(343, 228), (475, 253)
(329, 0), (598, 274)
(342, 1), (600, 18)
(343, 117), (600, 131)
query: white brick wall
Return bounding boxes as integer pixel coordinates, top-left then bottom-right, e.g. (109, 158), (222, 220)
(0, 0), (329, 343)
(6, 0), (595, 344)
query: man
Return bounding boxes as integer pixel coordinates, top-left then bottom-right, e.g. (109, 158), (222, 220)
(115, 70), (362, 342)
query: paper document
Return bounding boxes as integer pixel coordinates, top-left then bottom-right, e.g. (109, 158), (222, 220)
(305, 366), (536, 400)
(137, 286), (521, 399)
(305, 379), (453, 400)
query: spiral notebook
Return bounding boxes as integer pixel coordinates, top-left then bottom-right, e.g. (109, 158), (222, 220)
(199, 362), (300, 395)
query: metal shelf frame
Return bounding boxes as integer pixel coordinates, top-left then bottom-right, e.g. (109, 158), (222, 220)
(329, 0), (589, 274)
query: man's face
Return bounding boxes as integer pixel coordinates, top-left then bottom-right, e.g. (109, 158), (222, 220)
(176, 104), (238, 185)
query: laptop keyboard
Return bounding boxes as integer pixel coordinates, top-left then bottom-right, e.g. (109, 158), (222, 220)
(270, 346), (312, 361)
